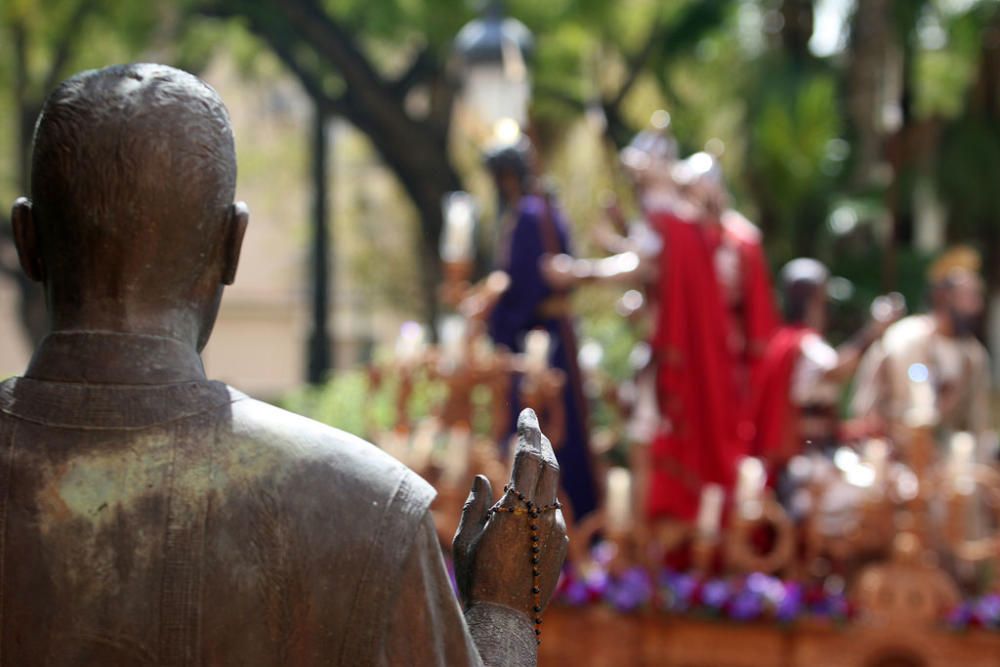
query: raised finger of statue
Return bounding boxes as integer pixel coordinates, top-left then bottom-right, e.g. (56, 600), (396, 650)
(535, 430), (560, 508)
(508, 408), (544, 504)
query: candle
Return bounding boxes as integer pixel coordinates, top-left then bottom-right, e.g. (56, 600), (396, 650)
(606, 467), (633, 530)
(578, 340), (604, 373)
(735, 457), (766, 520)
(696, 484), (724, 539)
(440, 192), (477, 264)
(862, 438), (890, 488)
(950, 432), (975, 469)
(949, 431), (976, 496)
(395, 321), (427, 365)
(524, 330), (551, 374)
(439, 315), (467, 370)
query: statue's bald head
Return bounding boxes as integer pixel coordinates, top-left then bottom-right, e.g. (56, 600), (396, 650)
(16, 64), (247, 345)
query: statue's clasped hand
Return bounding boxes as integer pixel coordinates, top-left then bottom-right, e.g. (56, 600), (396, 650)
(453, 408), (569, 645)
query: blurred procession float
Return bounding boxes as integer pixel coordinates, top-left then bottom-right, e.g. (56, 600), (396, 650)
(280, 177), (1000, 667)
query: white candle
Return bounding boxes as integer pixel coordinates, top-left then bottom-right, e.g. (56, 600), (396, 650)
(696, 484), (724, 539)
(735, 457), (766, 520)
(524, 330), (551, 373)
(862, 438), (890, 487)
(395, 321), (427, 365)
(439, 315), (467, 369)
(949, 431), (976, 495)
(578, 340), (604, 373)
(950, 432), (975, 469)
(606, 467), (632, 530)
(441, 192), (477, 263)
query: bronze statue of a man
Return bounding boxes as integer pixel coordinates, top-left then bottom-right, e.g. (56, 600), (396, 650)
(1, 63), (566, 666)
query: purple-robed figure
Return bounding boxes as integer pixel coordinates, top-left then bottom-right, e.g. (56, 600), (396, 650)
(485, 143), (599, 521)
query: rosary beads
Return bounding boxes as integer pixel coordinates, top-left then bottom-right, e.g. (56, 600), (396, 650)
(489, 484), (561, 645)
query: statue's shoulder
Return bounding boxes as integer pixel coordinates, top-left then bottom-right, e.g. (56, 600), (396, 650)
(220, 387), (435, 519)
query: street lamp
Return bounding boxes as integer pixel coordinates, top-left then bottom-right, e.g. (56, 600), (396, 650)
(307, 107), (332, 386)
(453, 0), (534, 132)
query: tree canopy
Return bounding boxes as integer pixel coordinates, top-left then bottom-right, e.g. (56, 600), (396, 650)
(1, 0), (999, 348)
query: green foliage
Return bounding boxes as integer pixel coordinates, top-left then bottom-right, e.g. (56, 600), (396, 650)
(575, 288), (640, 383)
(830, 244), (933, 336)
(746, 69), (843, 258)
(278, 359), (627, 441)
(4, 0), (1000, 360)
(326, 0), (468, 53)
(280, 367), (447, 437)
(936, 116), (1000, 237)
(281, 369), (375, 436)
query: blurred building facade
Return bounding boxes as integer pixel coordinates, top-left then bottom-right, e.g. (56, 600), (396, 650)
(0, 55), (411, 400)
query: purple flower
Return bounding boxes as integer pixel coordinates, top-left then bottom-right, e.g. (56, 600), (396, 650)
(826, 594), (849, 620)
(973, 595), (1000, 628)
(703, 580), (731, 609)
(948, 602), (973, 629)
(730, 590), (763, 621)
(746, 573), (785, 607)
(562, 578), (592, 606)
(592, 541), (617, 566)
(605, 567), (653, 613)
(661, 571), (699, 612)
(776, 582), (803, 623)
(745, 573), (767, 592)
(583, 567), (610, 596)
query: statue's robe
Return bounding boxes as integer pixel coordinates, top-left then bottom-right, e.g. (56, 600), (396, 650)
(645, 210), (778, 521)
(713, 211), (780, 396)
(749, 325), (840, 486)
(489, 194), (599, 522)
(0, 332), (483, 666)
(851, 314), (991, 445)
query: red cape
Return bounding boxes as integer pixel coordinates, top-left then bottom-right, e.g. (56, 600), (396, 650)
(726, 217), (780, 445)
(749, 325), (812, 477)
(646, 212), (742, 520)
(736, 230), (779, 375)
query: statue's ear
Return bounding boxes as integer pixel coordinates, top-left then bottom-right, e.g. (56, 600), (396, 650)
(11, 197), (44, 282)
(222, 201), (248, 286)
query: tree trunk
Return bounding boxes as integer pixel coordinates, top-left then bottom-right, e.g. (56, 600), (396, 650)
(780, 0), (815, 66)
(845, 0), (893, 189)
(231, 0), (461, 333)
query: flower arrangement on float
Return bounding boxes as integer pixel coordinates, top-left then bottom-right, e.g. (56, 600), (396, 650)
(551, 541), (1000, 631)
(556, 565), (852, 623)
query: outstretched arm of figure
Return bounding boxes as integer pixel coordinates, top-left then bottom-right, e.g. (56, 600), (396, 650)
(540, 251), (653, 291)
(590, 196), (634, 255)
(825, 326), (883, 384)
(453, 409), (569, 667)
(458, 271), (512, 323)
(825, 295), (905, 384)
(591, 222), (634, 255)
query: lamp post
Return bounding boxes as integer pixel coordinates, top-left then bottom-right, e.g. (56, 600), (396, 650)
(452, 1), (534, 276)
(453, 0), (534, 133)
(307, 106), (332, 385)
